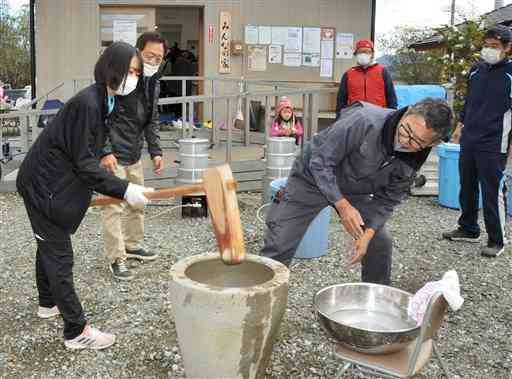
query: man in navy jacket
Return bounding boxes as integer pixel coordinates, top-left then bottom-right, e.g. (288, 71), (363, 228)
(443, 25), (512, 257)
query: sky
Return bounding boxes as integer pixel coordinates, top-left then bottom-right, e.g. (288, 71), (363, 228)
(375, 0), (512, 42)
(376, 0), (509, 34)
(7, 0), (29, 12)
(6, 0), (26, 12)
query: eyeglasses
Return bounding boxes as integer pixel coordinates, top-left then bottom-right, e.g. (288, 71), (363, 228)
(398, 123), (441, 150)
(142, 52), (164, 65)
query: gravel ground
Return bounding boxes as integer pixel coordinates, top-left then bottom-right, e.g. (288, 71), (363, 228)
(0, 192), (511, 379)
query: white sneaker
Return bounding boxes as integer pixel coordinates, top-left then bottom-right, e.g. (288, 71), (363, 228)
(37, 305), (60, 319)
(64, 325), (116, 350)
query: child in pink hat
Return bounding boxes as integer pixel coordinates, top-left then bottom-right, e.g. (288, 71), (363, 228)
(270, 96), (303, 145)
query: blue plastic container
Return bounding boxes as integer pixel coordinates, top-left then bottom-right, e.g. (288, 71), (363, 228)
(269, 178), (330, 259)
(395, 85), (446, 108)
(437, 143), (482, 209)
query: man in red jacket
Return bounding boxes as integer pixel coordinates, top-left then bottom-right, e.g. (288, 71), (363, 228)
(335, 39), (397, 119)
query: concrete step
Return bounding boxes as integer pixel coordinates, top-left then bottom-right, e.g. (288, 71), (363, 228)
(411, 181), (438, 196)
(421, 170), (438, 177)
(412, 158), (439, 195)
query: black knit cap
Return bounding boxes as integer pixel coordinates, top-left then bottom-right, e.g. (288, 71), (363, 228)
(484, 25), (512, 44)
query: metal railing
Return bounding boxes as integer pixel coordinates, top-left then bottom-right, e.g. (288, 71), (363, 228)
(157, 85), (337, 162)
(0, 108), (59, 158)
(19, 82), (65, 110)
(1, 78), (338, 165)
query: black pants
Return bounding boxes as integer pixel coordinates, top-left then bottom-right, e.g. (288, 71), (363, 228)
(23, 199), (86, 339)
(458, 146), (507, 246)
(261, 171), (392, 285)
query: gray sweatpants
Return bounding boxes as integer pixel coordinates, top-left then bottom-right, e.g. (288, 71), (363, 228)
(261, 171), (392, 285)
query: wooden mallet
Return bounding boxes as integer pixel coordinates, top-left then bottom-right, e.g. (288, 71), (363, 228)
(90, 164), (246, 265)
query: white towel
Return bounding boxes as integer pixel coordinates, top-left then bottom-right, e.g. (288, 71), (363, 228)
(408, 270), (464, 325)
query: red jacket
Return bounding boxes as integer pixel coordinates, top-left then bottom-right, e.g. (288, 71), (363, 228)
(335, 63), (397, 119)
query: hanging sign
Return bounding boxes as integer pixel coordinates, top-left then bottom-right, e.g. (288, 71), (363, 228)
(219, 12), (232, 73)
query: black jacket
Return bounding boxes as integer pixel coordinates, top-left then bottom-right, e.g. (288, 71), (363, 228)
(16, 84), (128, 234)
(102, 76), (162, 165)
(460, 59), (512, 153)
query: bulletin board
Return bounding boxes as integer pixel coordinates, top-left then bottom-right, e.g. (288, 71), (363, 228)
(243, 24), (354, 81)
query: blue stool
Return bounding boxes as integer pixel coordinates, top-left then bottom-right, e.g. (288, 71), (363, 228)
(269, 178), (330, 259)
(437, 143), (483, 210)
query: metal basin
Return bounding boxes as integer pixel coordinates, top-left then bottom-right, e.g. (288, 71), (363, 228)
(314, 283), (420, 354)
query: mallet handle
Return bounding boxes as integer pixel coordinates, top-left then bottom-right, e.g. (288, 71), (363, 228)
(90, 183), (205, 207)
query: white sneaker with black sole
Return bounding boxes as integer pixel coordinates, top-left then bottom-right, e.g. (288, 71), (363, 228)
(64, 325), (115, 350)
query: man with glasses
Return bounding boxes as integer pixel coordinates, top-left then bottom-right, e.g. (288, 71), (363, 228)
(262, 98), (453, 285)
(100, 32), (166, 280)
(443, 25), (512, 258)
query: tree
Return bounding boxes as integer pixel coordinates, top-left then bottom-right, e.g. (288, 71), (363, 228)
(429, 18), (486, 116)
(378, 26), (444, 84)
(378, 16), (486, 116)
(0, 5), (30, 89)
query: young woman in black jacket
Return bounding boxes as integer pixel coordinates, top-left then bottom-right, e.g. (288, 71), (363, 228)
(16, 42), (152, 350)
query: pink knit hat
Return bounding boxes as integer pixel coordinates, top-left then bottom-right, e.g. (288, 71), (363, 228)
(276, 96), (294, 115)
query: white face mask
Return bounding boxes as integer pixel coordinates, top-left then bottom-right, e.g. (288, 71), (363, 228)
(144, 63), (159, 77)
(394, 142), (414, 153)
(356, 53), (372, 66)
(117, 75), (138, 96)
(481, 47), (503, 65)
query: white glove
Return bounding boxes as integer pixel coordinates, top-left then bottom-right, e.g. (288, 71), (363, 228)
(124, 183), (153, 208)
